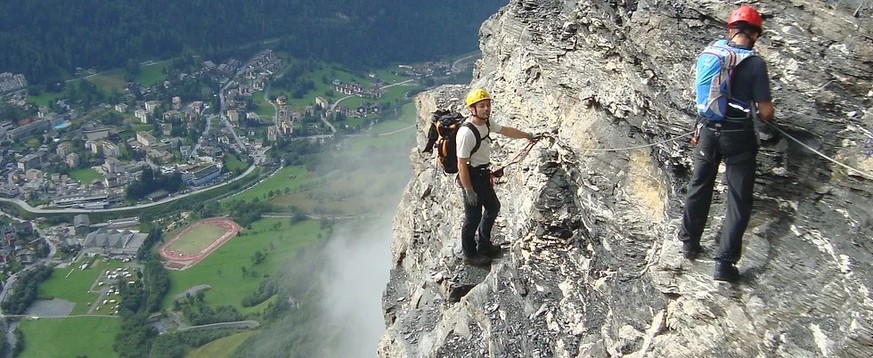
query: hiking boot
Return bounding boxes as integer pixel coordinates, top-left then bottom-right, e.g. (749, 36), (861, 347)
(713, 261), (740, 282)
(681, 241), (702, 260)
(463, 254), (492, 267)
(478, 244), (502, 258)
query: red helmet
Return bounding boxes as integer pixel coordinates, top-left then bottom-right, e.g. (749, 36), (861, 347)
(727, 5), (763, 30)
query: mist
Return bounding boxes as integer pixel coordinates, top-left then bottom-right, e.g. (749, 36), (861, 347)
(315, 215), (395, 357)
(235, 112), (414, 357)
(310, 123), (413, 356)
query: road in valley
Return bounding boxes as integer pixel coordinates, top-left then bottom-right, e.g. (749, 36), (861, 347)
(0, 162), (258, 214)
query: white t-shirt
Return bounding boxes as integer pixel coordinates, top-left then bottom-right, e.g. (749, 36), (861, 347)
(456, 118), (503, 167)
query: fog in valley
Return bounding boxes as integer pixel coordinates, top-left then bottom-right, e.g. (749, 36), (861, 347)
(239, 117), (414, 357)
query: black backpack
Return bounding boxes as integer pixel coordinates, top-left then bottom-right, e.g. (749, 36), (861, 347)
(423, 109), (488, 174)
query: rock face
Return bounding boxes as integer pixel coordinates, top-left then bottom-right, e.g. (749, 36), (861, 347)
(380, 1), (873, 357)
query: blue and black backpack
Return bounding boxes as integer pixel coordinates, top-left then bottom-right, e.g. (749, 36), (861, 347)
(695, 40), (755, 121)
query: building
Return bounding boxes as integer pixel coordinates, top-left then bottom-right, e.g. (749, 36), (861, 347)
(73, 214), (90, 235)
(6, 119), (50, 141)
(56, 142), (74, 157)
(182, 164), (221, 186)
(115, 103), (129, 113)
(136, 132), (157, 147)
(147, 149), (174, 164)
(66, 153), (80, 168)
(227, 109), (239, 124)
(14, 221), (33, 235)
(315, 96), (329, 109)
(163, 110), (181, 121)
(102, 142), (121, 157)
(105, 217), (140, 230)
(16, 249), (35, 265)
(83, 127), (110, 141)
(83, 228), (148, 256)
(191, 101), (204, 114)
(134, 109), (149, 124)
(17, 153), (42, 171)
(0, 184), (19, 198)
(103, 157), (124, 174)
(172, 97), (182, 110)
(55, 193), (108, 208)
(25, 169), (43, 180)
(0, 72), (28, 93)
(103, 173), (127, 188)
(145, 101), (160, 113)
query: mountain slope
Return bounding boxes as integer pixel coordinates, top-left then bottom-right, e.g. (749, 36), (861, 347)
(0, 0), (504, 84)
(381, 0), (873, 356)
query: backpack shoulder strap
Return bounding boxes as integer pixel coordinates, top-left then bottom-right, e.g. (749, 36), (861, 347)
(464, 122), (484, 154)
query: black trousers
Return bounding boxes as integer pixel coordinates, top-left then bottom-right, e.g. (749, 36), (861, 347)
(461, 166), (500, 257)
(679, 126), (758, 264)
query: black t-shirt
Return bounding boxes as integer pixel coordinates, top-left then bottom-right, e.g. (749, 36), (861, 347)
(729, 47), (772, 105)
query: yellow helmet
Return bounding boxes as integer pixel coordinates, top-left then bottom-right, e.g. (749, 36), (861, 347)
(465, 88), (491, 107)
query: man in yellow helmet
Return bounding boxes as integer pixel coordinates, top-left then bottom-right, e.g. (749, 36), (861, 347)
(457, 88), (537, 266)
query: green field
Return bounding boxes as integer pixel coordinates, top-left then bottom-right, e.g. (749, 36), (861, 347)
(225, 154), (249, 173)
(137, 60), (172, 87)
(68, 168), (102, 185)
(222, 165), (313, 204)
(163, 219), (322, 310)
(252, 91), (276, 118)
(167, 223), (230, 254)
(40, 258), (128, 315)
(18, 317), (121, 358)
(27, 91), (64, 107)
(24, 137), (40, 149)
(87, 69), (127, 92)
(188, 331), (256, 358)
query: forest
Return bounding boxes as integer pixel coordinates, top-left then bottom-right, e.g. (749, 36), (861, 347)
(0, 0), (504, 85)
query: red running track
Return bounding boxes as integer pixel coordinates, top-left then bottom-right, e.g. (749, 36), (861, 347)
(159, 217), (241, 270)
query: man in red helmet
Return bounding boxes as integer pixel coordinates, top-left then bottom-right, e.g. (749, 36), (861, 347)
(678, 5), (775, 282)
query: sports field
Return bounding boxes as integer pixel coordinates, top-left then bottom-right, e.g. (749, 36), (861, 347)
(18, 317), (120, 358)
(160, 218), (241, 270)
(162, 219), (321, 310)
(166, 224), (229, 254)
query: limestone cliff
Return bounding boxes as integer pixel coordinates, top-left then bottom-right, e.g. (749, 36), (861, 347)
(380, 0), (873, 356)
